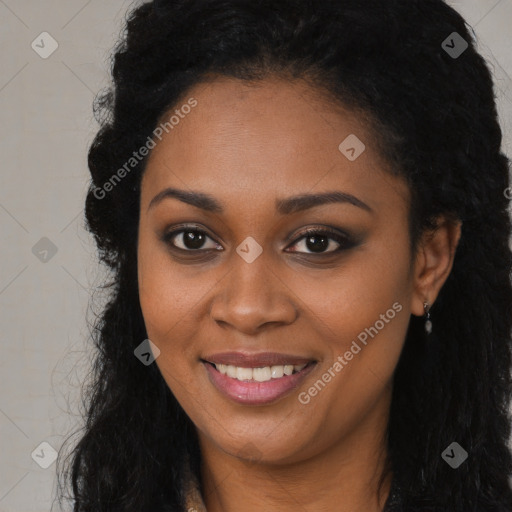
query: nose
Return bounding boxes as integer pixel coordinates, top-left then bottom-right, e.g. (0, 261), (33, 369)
(209, 252), (298, 335)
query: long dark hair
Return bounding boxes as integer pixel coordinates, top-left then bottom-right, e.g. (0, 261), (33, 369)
(57, 1), (512, 510)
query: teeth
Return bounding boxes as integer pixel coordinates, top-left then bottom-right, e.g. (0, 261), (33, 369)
(236, 367), (253, 380)
(214, 363), (308, 382)
(253, 367), (272, 382)
(283, 365), (294, 376)
(271, 365), (284, 378)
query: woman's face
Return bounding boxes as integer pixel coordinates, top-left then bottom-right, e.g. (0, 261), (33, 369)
(137, 76), (427, 464)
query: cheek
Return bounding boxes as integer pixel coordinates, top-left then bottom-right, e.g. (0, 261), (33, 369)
(137, 230), (208, 344)
(298, 245), (411, 350)
(299, 237), (412, 422)
(137, 236), (209, 410)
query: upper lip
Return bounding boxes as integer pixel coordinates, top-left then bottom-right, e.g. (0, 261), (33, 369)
(202, 352), (315, 368)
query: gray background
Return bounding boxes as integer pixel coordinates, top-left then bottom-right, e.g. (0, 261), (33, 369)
(0, 1), (511, 510)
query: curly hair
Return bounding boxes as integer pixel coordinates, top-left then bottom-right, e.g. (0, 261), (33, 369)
(57, 0), (512, 510)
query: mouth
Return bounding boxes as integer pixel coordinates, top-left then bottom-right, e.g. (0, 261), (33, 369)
(201, 353), (317, 405)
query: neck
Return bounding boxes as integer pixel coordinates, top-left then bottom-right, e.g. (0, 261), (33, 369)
(199, 407), (392, 512)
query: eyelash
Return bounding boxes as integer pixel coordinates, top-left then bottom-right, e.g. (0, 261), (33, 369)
(161, 224), (356, 256)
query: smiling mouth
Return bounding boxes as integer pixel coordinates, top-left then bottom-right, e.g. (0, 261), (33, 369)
(204, 361), (314, 382)
(202, 357), (317, 405)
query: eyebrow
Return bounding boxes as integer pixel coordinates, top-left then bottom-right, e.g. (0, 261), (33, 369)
(147, 187), (373, 215)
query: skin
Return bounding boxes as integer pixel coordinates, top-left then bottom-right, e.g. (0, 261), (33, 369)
(137, 76), (461, 512)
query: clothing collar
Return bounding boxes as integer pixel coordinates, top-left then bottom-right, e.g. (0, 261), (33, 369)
(183, 462), (207, 512)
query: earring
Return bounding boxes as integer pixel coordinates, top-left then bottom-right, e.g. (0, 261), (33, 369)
(423, 302), (432, 334)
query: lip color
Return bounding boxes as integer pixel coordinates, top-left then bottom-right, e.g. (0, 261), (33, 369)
(203, 361), (316, 405)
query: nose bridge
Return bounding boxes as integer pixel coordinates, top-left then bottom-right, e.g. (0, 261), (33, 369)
(210, 249), (297, 333)
(232, 251), (274, 301)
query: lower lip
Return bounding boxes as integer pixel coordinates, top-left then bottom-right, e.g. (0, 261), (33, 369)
(203, 361), (316, 405)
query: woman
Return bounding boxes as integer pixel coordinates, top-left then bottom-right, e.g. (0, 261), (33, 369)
(58, 0), (512, 510)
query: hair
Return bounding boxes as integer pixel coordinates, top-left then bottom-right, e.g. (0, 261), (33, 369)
(57, 0), (512, 510)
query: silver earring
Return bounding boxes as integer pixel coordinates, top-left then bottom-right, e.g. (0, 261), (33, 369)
(423, 302), (432, 334)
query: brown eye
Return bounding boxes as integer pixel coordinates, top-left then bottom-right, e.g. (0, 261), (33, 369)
(163, 228), (222, 251)
(286, 228), (356, 255)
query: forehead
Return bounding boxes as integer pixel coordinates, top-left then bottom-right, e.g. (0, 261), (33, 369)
(141, 76), (409, 215)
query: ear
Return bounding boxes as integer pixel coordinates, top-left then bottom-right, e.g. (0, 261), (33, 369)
(410, 217), (462, 317)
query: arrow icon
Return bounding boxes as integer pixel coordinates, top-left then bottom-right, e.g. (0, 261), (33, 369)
(134, 339), (160, 365)
(441, 32), (468, 59)
(32, 237), (58, 262)
(31, 32), (59, 59)
(441, 441), (468, 468)
(339, 134), (365, 161)
(31, 441), (58, 468)
(236, 237), (263, 263)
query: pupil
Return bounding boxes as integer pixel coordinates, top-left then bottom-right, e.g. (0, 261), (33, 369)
(184, 231), (205, 249)
(306, 235), (328, 253)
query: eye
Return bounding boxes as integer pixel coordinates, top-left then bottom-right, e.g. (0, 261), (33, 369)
(162, 225), (356, 255)
(163, 226), (222, 252)
(286, 227), (356, 255)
